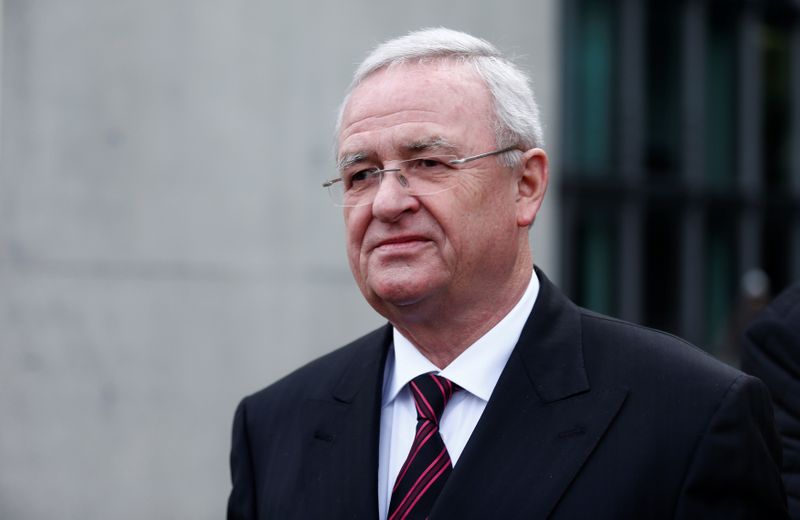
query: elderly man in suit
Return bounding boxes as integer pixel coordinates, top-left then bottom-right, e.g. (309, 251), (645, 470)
(228, 28), (787, 519)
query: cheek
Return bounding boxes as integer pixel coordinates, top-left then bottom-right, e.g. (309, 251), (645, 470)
(344, 210), (369, 264)
(447, 188), (517, 252)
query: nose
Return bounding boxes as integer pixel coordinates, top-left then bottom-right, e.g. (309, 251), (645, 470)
(371, 170), (420, 222)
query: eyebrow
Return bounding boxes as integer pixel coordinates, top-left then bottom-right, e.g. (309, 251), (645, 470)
(336, 137), (458, 172)
(337, 151), (370, 172)
(402, 137), (458, 155)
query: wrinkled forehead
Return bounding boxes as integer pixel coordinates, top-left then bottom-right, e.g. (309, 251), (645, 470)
(336, 60), (495, 156)
(343, 59), (488, 117)
(345, 57), (481, 102)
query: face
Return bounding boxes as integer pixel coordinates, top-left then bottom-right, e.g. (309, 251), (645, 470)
(337, 61), (538, 319)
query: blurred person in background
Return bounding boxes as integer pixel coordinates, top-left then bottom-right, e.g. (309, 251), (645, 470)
(742, 283), (800, 519)
(228, 28), (787, 519)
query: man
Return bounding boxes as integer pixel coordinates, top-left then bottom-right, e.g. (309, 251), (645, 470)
(228, 28), (787, 519)
(742, 283), (800, 518)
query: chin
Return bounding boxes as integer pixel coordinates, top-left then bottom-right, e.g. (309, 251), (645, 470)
(365, 275), (441, 310)
(370, 286), (424, 308)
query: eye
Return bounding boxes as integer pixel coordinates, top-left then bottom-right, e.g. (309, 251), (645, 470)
(408, 156), (450, 171)
(417, 157), (447, 168)
(404, 156), (455, 177)
(344, 168), (379, 189)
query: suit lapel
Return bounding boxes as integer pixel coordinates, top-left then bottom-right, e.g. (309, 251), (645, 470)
(431, 271), (628, 519)
(301, 326), (391, 520)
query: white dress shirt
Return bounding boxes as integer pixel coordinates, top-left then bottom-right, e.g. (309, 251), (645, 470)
(377, 272), (540, 519)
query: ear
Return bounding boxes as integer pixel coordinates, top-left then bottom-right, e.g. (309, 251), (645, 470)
(515, 148), (549, 227)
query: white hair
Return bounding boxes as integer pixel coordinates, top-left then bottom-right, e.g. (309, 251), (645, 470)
(335, 27), (545, 164)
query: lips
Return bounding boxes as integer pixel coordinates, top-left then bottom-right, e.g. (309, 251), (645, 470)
(372, 235), (430, 251)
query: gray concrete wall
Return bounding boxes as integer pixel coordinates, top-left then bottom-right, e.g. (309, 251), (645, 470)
(0, 1), (560, 518)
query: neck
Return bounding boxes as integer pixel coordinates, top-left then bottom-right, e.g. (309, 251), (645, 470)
(389, 264), (533, 369)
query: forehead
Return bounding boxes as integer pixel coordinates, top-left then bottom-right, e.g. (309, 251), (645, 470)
(337, 61), (496, 157)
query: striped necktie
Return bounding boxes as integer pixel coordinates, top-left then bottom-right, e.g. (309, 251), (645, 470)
(388, 373), (460, 520)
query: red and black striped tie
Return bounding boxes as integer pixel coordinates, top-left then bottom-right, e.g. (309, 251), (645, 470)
(388, 373), (459, 520)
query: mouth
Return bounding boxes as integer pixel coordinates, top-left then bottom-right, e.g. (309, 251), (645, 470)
(372, 235), (430, 252)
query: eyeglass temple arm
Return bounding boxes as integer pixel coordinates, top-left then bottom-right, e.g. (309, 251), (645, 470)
(448, 145), (518, 165)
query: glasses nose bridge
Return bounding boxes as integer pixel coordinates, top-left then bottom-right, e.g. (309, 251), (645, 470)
(376, 164), (409, 189)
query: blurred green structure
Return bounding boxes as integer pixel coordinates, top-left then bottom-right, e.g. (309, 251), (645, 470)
(561, 0), (800, 360)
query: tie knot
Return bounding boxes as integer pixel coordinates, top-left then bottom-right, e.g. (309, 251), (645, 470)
(409, 374), (459, 424)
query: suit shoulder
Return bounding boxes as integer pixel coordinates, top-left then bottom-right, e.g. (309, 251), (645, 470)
(578, 308), (743, 384)
(239, 324), (390, 412)
(576, 308), (778, 464)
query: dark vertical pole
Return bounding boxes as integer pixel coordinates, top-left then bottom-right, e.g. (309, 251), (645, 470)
(680, 0), (706, 345)
(561, 0), (578, 298)
(790, 22), (800, 283)
(737, 7), (762, 275)
(617, 0), (645, 324)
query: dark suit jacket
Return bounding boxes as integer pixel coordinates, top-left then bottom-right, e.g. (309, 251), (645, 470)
(229, 271), (787, 519)
(742, 283), (800, 518)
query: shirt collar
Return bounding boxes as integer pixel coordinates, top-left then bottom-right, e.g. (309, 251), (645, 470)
(382, 272), (540, 406)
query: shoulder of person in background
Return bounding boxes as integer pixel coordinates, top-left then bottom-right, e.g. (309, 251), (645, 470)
(741, 282), (800, 518)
